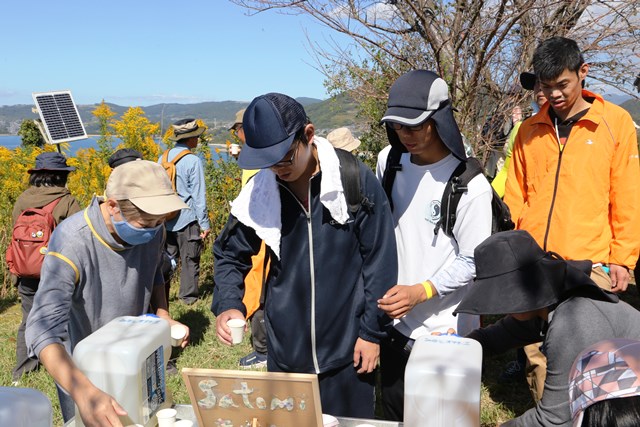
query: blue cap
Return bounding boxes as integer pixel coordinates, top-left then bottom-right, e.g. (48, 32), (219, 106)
(238, 93), (307, 169)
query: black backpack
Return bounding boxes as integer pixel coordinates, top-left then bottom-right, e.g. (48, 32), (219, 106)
(381, 146), (514, 239)
(334, 148), (368, 213)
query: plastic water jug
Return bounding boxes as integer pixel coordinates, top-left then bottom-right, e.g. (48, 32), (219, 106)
(72, 315), (172, 427)
(0, 386), (53, 427)
(404, 334), (483, 427)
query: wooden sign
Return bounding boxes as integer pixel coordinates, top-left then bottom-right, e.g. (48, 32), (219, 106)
(181, 368), (323, 427)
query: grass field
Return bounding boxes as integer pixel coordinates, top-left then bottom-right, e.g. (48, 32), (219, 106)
(0, 271), (637, 426)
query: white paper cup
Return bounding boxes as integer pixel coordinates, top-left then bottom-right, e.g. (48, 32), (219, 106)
(227, 318), (246, 345)
(156, 408), (177, 427)
(174, 420), (194, 427)
(171, 324), (188, 347)
(322, 414), (339, 427)
(230, 143), (240, 156)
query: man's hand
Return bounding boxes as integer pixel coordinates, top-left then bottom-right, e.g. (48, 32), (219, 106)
(154, 308), (190, 349)
(215, 309), (245, 346)
(75, 386), (127, 427)
(39, 344), (127, 427)
(167, 319), (190, 349)
(200, 229), (211, 240)
(377, 284), (427, 319)
(353, 338), (380, 374)
(609, 264), (630, 293)
(431, 328), (457, 336)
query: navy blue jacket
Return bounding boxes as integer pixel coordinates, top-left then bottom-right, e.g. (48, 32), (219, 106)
(212, 161), (397, 374)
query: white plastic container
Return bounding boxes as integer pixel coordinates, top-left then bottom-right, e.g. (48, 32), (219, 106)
(0, 386), (53, 427)
(72, 315), (172, 427)
(404, 334), (482, 427)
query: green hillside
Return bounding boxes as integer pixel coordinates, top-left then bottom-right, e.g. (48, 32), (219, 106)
(620, 98), (640, 123)
(0, 96), (354, 137)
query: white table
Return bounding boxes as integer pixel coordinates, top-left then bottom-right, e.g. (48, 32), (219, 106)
(65, 405), (403, 426)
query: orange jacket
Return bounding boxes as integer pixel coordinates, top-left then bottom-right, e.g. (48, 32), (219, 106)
(505, 90), (640, 269)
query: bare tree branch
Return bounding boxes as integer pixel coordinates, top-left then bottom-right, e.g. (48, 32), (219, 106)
(230, 0), (640, 155)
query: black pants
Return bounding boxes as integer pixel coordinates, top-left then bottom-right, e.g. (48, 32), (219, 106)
(380, 328), (414, 421)
(269, 360), (376, 418)
(57, 383), (75, 422)
(250, 307), (267, 355)
(165, 221), (203, 304)
(13, 277), (40, 381)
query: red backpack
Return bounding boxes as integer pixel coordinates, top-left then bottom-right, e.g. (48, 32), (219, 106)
(6, 198), (61, 278)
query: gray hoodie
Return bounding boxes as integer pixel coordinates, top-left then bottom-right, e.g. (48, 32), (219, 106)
(25, 196), (165, 358)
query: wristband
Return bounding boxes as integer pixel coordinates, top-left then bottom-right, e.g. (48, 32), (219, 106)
(422, 280), (434, 300)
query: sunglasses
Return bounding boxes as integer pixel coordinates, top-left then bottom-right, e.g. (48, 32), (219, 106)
(387, 122), (425, 132)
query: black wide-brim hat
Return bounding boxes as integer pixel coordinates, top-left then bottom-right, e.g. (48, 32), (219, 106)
(28, 152), (75, 173)
(455, 230), (617, 316)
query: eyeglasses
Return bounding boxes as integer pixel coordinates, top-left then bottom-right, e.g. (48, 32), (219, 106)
(387, 122), (425, 132)
(272, 140), (301, 168)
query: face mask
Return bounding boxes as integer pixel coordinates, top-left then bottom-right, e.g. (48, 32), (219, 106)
(111, 216), (161, 246)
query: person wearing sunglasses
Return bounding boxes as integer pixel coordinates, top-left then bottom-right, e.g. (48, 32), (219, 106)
(375, 70), (493, 421)
(212, 93), (397, 419)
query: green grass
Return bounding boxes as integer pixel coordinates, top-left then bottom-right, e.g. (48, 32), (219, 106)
(1, 275), (637, 426)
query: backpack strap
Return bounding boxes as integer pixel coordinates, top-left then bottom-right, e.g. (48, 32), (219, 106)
(165, 149), (193, 165)
(334, 148), (363, 213)
(41, 197), (63, 221)
(381, 146), (402, 212)
(435, 157), (484, 238)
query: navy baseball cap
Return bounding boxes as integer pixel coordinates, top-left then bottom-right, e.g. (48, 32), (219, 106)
(238, 93), (308, 169)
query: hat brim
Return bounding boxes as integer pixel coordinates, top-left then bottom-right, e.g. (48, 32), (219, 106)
(520, 72), (536, 91)
(383, 102), (466, 161)
(27, 166), (76, 173)
(381, 107), (435, 126)
(129, 194), (189, 216)
(237, 132), (296, 169)
(455, 257), (616, 316)
(334, 138), (361, 152)
(169, 126), (205, 142)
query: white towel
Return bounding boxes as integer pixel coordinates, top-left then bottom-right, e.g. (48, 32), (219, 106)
(230, 136), (349, 259)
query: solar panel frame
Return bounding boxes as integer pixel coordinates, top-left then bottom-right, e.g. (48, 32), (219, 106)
(32, 90), (87, 144)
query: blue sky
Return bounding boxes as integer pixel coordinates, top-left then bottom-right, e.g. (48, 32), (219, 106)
(0, 1), (349, 106)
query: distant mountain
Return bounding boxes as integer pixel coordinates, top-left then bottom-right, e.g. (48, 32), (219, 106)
(620, 98), (640, 124)
(0, 96), (357, 136)
(603, 93), (633, 105)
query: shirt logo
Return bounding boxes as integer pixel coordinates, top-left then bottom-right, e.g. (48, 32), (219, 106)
(426, 200), (441, 225)
(585, 139), (594, 145)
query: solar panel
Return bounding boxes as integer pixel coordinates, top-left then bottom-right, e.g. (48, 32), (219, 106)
(32, 91), (87, 144)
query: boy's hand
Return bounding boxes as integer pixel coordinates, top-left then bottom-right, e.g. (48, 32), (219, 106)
(377, 284), (427, 319)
